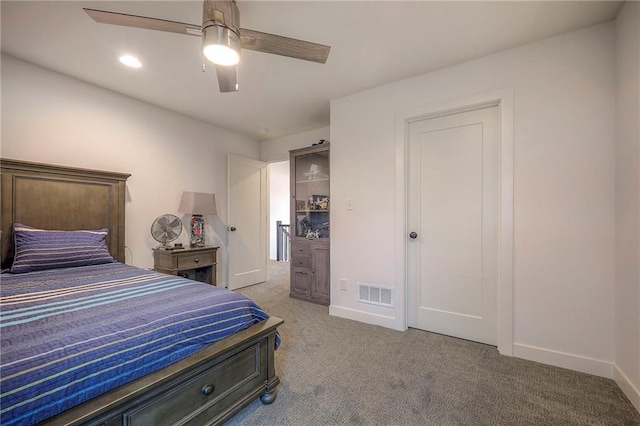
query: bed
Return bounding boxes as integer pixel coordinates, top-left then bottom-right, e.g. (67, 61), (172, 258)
(0, 159), (283, 425)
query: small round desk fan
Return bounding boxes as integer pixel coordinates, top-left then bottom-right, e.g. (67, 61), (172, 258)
(151, 214), (182, 247)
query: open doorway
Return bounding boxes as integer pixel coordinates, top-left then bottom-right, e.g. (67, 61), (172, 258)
(268, 160), (290, 280)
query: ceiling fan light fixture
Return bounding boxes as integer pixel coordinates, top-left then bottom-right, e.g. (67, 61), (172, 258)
(119, 55), (142, 68)
(83, 2), (331, 93)
(202, 25), (240, 66)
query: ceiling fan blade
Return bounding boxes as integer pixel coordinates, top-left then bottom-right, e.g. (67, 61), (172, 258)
(240, 28), (330, 64)
(83, 8), (202, 37)
(215, 65), (239, 92)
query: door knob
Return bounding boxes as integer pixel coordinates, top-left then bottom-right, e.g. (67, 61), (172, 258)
(228, 226), (237, 232)
(409, 231), (418, 239)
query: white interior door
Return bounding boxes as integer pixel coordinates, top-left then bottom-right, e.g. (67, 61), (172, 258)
(227, 155), (267, 290)
(408, 105), (499, 345)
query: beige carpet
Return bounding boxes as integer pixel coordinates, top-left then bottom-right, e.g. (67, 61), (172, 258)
(227, 261), (640, 425)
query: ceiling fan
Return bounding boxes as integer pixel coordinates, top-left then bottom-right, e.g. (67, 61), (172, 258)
(84, 0), (330, 93)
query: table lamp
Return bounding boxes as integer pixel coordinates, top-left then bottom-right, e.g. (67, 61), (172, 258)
(178, 191), (217, 247)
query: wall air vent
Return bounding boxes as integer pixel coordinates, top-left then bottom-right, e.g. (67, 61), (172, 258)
(358, 283), (394, 307)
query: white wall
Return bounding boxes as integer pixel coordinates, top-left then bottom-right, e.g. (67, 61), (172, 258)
(268, 160), (290, 260)
(260, 126), (329, 162)
(0, 55), (260, 285)
(330, 23), (617, 378)
(614, 1), (640, 411)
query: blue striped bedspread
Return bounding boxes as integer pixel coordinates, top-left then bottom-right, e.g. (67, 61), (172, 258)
(0, 263), (272, 425)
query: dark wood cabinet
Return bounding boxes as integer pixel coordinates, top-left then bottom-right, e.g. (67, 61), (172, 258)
(290, 236), (330, 305)
(153, 246), (218, 286)
(289, 144), (330, 305)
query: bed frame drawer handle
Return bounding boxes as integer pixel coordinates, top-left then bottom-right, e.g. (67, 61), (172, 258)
(201, 384), (214, 396)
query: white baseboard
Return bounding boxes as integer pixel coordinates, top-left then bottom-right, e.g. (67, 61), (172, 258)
(614, 365), (640, 413)
(512, 343), (614, 378)
(329, 305), (397, 330)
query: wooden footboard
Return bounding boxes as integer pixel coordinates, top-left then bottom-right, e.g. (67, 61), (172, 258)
(42, 317), (283, 426)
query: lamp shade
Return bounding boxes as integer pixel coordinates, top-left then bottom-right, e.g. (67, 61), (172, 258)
(178, 191), (217, 215)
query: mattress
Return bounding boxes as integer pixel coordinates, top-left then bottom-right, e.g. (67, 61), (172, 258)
(0, 263), (271, 425)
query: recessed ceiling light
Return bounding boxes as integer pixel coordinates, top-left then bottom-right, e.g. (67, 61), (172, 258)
(119, 55), (142, 68)
(260, 128), (269, 134)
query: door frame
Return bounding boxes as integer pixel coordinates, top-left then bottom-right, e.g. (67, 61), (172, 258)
(394, 88), (514, 355)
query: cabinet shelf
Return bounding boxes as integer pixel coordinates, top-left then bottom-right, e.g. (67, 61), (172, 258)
(296, 209), (330, 213)
(296, 178), (329, 184)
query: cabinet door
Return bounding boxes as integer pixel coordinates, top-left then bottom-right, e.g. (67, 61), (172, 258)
(291, 147), (330, 240)
(291, 268), (312, 297)
(311, 244), (330, 303)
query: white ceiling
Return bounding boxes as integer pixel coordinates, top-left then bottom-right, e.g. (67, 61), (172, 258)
(1, 1), (623, 141)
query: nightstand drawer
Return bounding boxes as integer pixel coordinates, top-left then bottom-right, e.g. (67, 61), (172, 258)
(177, 252), (215, 269)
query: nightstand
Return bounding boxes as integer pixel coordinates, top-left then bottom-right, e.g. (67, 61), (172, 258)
(153, 246), (218, 286)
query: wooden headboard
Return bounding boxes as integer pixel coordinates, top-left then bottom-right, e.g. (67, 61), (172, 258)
(1, 159), (130, 268)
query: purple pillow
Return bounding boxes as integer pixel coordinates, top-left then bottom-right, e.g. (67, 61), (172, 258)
(10, 223), (115, 273)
